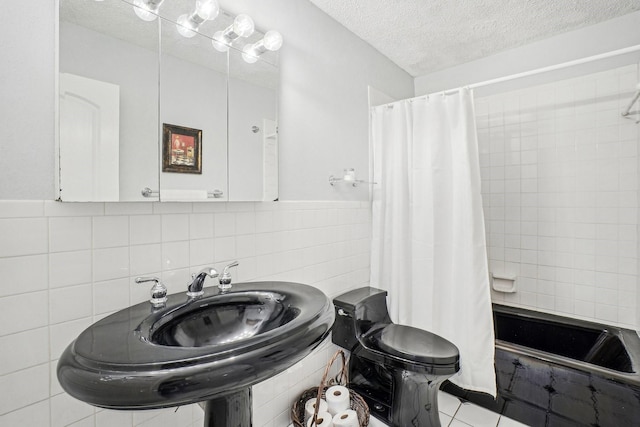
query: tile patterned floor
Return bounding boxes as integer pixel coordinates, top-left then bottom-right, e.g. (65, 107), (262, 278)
(366, 391), (529, 427)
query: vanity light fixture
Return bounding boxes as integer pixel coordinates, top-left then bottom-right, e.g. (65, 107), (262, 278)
(211, 14), (255, 52)
(132, 0), (164, 22)
(176, 0), (220, 38)
(242, 30), (283, 63)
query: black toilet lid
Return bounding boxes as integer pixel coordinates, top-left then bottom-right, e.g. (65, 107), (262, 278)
(376, 324), (459, 365)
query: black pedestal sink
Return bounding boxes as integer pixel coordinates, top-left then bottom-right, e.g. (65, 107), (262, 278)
(57, 281), (334, 426)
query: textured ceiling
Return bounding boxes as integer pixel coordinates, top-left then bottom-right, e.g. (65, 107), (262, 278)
(307, 0), (640, 77)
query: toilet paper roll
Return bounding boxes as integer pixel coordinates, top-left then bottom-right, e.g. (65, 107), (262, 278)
(306, 411), (333, 427)
(326, 385), (350, 415)
(332, 409), (358, 427)
(304, 398), (328, 425)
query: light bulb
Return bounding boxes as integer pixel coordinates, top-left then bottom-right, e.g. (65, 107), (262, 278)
(212, 31), (230, 52)
(263, 30), (283, 51)
(233, 14), (255, 38)
(133, 0), (162, 21)
(195, 0), (219, 21)
(176, 14), (197, 38)
(242, 45), (259, 64)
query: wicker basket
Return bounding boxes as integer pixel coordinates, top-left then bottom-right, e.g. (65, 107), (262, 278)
(291, 350), (370, 427)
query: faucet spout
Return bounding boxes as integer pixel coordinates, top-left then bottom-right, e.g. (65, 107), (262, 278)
(187, 267), (219, 297)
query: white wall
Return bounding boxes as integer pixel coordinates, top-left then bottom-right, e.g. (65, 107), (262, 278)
(218, 0), (416, 201)
(0, 0), (414, 201)
(0, 0), (56, 199)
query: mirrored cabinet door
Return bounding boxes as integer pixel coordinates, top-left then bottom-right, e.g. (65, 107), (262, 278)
(228, 46), (279, 201)
(158, 15), (229, 202)
(58, 0), (160, 201)
(58, 0), (280, 203)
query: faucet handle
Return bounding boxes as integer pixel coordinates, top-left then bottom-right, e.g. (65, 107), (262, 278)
(135, 276), (168, 308)
(219, 261), (239, 290)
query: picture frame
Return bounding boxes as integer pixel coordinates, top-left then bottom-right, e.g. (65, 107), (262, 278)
(162, 123), (202, 174)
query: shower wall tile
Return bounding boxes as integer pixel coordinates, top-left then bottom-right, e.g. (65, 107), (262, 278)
(49, 250), (92, 288)
(0, 200), (45, 218)
(93, 247), (130, 282)
(50, 392), (95, 427)
(93, 216), (129, 248)
(0, 327), (49, 376)
(0, 292), (48, 336)
(189, 213), (215, 239)
(50, 284), (92, 324)
(478, 64), (640, 329)
(130, 215), (161, 245)
(49, 217), (92, 252)
(95, 409), (133, 427)
(0, 400), (50, 426)
(93, 278), (130, 315)
(130, 243), (162, 276)
(44, 201), (104, 217)
(0, 363), (50, 415)
(0, 200), (371, 426)
(0, 218), (48, 257)
(0, 254), (48, 297)
(104, 202), (152, 216)
(161, 214), (190, 242)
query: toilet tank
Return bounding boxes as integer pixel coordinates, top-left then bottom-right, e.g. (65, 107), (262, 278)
(332, 287), (390, 350)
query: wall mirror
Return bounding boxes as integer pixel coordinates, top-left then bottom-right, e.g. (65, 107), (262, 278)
(158, 10), (228, 201)
(58, 0), (160, 201)
(57, 0), (280, 202)
(228, 39), (279, 201)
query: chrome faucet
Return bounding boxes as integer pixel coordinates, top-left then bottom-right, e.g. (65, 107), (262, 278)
(186, 267), (219, 298)
(218, 261), (239, 292)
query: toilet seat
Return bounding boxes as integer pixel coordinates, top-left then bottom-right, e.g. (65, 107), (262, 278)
(368, 324), (459, 367)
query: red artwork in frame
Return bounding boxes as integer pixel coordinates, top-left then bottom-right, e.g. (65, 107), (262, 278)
(162, 123), (202, 174)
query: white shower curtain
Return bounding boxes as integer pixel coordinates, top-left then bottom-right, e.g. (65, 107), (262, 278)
(370, 88), (496, 396)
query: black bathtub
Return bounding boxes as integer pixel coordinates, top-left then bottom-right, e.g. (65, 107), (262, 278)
(442, 304), (640, 426)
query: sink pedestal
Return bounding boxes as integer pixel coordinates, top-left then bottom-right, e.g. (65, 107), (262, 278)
(204, 388), (252, 427)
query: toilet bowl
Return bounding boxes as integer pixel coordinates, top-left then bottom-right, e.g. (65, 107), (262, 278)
(332, 287), (459, 427)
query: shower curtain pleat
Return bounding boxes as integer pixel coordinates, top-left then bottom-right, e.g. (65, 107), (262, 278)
(370, 88), (497, 396)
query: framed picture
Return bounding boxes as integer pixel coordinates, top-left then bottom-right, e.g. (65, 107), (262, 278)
(162, 123), (202, 174)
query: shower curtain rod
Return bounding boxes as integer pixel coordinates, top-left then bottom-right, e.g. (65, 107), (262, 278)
(443, 43), (640, 95)
(379, 44), (640, 109)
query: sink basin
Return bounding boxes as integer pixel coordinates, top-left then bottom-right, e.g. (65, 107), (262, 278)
(150, 290), (301, 347)
(57, 281), (333, 413)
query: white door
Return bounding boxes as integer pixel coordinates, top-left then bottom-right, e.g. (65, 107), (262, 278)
(59, 73), (120, 201)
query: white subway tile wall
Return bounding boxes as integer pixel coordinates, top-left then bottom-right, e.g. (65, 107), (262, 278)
(0, 200), (371, 427)
(477, 64), (640, 328)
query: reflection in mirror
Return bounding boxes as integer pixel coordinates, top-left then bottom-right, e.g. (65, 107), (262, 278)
(58, 0), (280, 202)
(228, 46), (279, 201)
(58, 0), (160, 201)
(158, 14), (228, 201)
